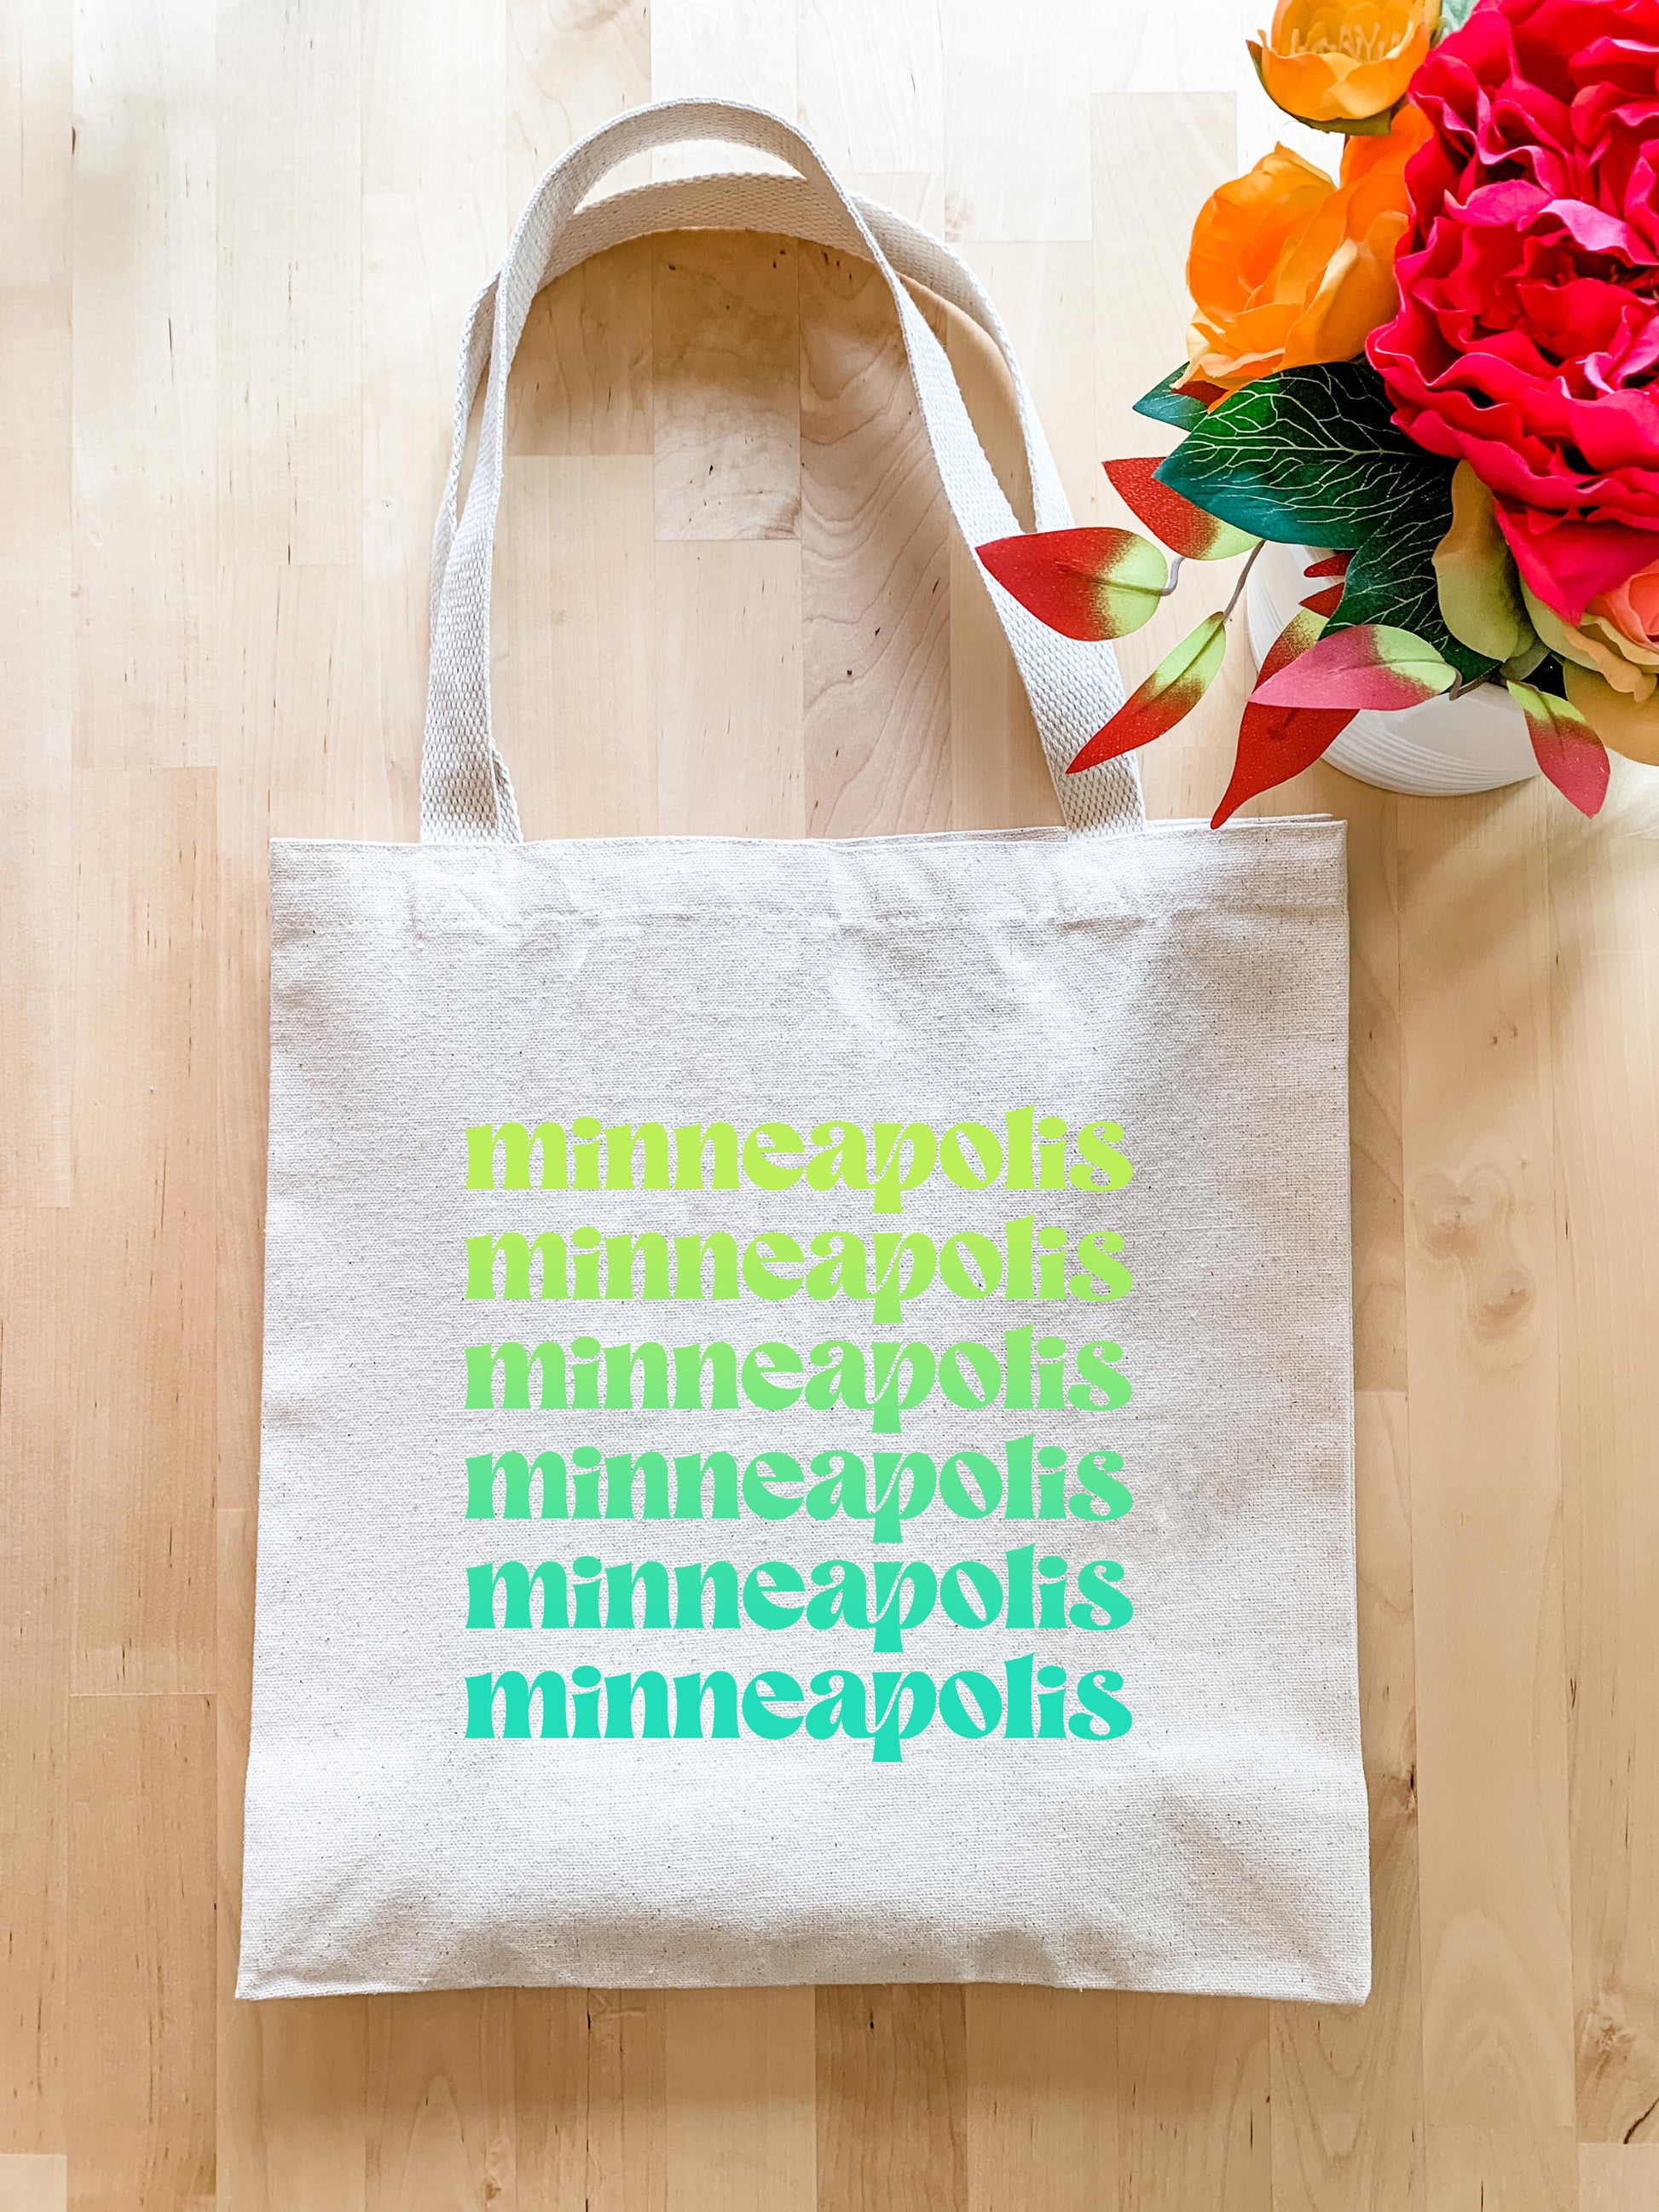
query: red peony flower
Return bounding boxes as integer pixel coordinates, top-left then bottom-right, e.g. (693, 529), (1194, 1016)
(1367, 0), (1659, 622)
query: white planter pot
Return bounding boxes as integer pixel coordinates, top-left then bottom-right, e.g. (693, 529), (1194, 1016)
(1245, 538), (1538, 796)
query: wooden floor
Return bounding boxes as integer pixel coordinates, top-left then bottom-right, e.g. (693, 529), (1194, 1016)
(4, 3), (1658, 2207)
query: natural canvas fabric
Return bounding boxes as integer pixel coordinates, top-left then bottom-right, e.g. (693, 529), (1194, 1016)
(237, 99), (1370, 2001)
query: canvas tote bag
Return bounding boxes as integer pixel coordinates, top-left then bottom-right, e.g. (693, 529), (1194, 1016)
(238, 98), (1371, 2002)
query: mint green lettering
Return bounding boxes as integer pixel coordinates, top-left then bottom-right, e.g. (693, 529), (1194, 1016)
(604, 1123), (672, 1190)
(673, 1342), (739, 1410)
(743, 1122), (806, 1191)
(604, 1671), (671, 1738)
(871, 1561), (936, 1653)
(673, 1561), (741, 1629)
(465, 1342), (566, 1410)
(870, 1121), (936, 1215)
(673, 1451), (740, 1519)
(806, 1341), (869, 1413)
(465, 1230), (568, 1300)
(1068, 1120), (1133, 1194)
(743, 1231), (804, 1302)
(1071, 1449), (1133, 1520)
(871, 1671), (936, 1763)
(465, 1122), (567, 1191)
(1071, 1670), (1134, 1739)
(466, 1448), (572, 1519)
(1069, 1341), (1131, 1411)
(744, 1561), (806, 1629)
(465, 1669), (568, 1738)
(673, 1671), (739, 1738)
(673, 1232), (739, 1300)
(604, 1232), (671, 1300)
(603, 1342), (670, 1410)
(604, 1561), (672, 1628)
(742, 1341), (803, 1411)
(743, 1451), (803, 1520)
(1070, 1561), (1133, 1630)
(465, 1560), (569, 1630)
(743, 1669), (804, 1738)
(870, 1342), (934, 1435)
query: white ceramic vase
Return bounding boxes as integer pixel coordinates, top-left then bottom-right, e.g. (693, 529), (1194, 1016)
(1245, 537), (1538, 796)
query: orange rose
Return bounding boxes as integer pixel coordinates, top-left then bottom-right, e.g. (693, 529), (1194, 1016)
(1184, 102), (1431, 396)
(1251, 0), (1438, 129)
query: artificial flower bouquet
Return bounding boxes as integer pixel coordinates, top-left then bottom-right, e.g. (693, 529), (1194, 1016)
(981, 0), (1659, 820)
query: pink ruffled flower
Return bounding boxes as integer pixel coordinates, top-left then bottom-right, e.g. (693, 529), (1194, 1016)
(1367, 0), (1659, 623)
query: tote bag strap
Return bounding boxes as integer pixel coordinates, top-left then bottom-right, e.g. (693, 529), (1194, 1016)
(423, 98), (1142, 844)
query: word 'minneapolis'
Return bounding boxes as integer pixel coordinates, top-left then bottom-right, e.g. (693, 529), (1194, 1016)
(460, 1106), (1142, 1756)
(467, 1109), (1133, 1211)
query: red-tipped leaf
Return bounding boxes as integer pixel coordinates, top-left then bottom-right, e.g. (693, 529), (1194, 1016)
(1102, 457), (1259, 561)
(1507, 680), (1610, 815)
(1067, 612), (1229, 773)
(977, 525), (1165, 641)
(1212, 608), (1357, 824)
(1302, 552), (1351, 580)
(1250, 622), (1459, 711)
(1300, 583), (1346, 617)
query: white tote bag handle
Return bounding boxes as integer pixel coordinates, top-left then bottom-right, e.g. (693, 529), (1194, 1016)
(422, 98), (1142, 844)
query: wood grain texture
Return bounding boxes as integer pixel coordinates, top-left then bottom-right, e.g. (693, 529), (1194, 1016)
(5, 3), (1656, 2204)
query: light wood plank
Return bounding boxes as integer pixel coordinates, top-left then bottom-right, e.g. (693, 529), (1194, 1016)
(217, 0), (361, 565)
(0, 2157), (67, 2212)
(362, 188), (501, 834)
(585, 1990), (669, 2212)
(1548, 808), (1659, 2150)
(1270, 1394), (1425, 2210)
(0, 1), (72, 1207)
(0, 1215), (67, 2153)
(964, 1988), (1117, 2212)
(365, 1990), (518, 2211)
(509, 235), (655, 460)
(497, 455), (658, 837)
(71, 0), (217, 772)
(217, 1507), (368, 2212)
(816, 1987), (968, 2212)
(1580, 2145), (1659, 2211)
(361, 0), (506, 196)
(1114, 1996), (1271, 2211)
(506, 0), (650, 199)
(800, 244), (951, 834)
(67, 771), (217, 1695)
(944, 0), (1092, 242)
(65, 1695), (216, 2210)
(647, 0), (798, 182)
(797, 0), (945, 229)
(656, 540), (806, 836)
(1399, 788), (1578, 2182)
(652, 231), (802, 541)
(664, 1989), (816, 2212)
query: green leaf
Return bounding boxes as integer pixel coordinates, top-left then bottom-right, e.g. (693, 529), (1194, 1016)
(1433, 460), (1536, 663)
(1251, 622), (1460, 710)
(1435, 0), (1483, 38)
(1507, 680), (1610, 814)
(1068, 612), (1229, 773)
(1132, 365), (1215, 433)
(1154, 360), (1498, 682)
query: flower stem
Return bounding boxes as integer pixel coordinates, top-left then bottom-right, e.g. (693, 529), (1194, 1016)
(1221, 538), (1265, 622)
